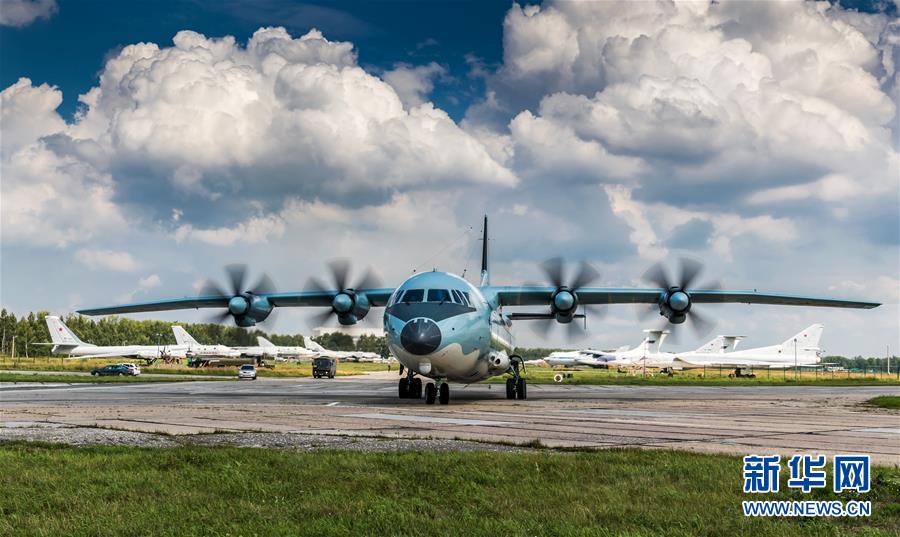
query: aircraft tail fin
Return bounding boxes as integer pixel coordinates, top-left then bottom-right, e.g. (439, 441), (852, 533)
(257, 336), (276, 347)
(304, 337), (326, 352)
(641, 329), (668, 353)
(172, 326), (199, 347)
(781, 324), (824, 353)
(694, 335), (744, 354)
(46, 316), (89, 346)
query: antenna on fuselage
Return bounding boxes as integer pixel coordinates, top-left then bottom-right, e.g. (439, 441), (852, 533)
(480, 215), (489, 287)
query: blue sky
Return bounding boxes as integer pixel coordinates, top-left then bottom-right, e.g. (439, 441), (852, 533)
(1, 0), (897, 355)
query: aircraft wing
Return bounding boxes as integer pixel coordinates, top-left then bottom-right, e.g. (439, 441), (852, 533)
(78, 288), (396, 316)
(489, 287), (880, 309)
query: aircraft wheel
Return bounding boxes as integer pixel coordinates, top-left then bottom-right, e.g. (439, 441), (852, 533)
(505, 378), (516, 399)
(424, 383), (436, 404)
(516, 378), (527, 400)
(398, 378), (409, 398)
(438, 383), (449, 405)
(412, 377), (423, 398)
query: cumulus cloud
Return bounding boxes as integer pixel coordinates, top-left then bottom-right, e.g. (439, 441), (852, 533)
(0, 0), (57, 27)
(0, 79), (127, 247)
(383, 62), (447, 108)
(74, 249), (138, 272)
(67, 27), (514, 206)
(173, 213), (286, 246)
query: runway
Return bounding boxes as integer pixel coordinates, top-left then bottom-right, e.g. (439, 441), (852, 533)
(2, 376), (898, 463)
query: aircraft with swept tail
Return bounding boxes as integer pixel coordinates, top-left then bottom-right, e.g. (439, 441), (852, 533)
(42, 316), (187, 365)
(78, 217), (879, 404)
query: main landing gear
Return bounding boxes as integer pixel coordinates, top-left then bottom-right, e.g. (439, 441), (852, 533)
(505, 356), (527, 400)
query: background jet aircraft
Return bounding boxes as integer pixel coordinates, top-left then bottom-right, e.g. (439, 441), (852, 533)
(78, 216), (879, 404)
(172, 326), (241, 358)
(605, 330), (742, 370)
(673, 324), (825, 370)
(543, 348), (616, 368)
(42, 316), (186, 364)
(257, 336), (317, 360)
(302, 337), (382, 362)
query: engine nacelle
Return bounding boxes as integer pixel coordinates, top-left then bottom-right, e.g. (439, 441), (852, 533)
(333, 290), (371, 325)
(550, 288), (578, 323)
(657, 288), (691, 324)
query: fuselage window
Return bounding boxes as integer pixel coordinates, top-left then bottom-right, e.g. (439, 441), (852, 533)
(401, 289), (425, 303)
(427, 289), (452, 303)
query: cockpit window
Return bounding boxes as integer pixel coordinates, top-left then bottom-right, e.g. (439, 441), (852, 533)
(401, 289), (424, 303)
(427, 289), (452, 303)
(460, 291), (472, 305)
(451, 289), (467, 306)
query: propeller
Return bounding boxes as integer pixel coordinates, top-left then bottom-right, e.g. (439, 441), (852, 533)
(638, 257), (721, 341)
(530, 257), (605, 340)
(200, 264), (277, 327)
(305, 258), (382, 328)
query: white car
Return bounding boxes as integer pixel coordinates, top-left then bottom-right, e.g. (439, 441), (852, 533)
(118, 363), (141, 376)
(238, 364), (257, 380)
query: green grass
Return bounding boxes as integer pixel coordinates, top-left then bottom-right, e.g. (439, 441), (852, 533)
(867, 396), (900, 409)
(0, 372), (229, 384)
(0, 443), (896, 536)
(491, 367), (900, 386)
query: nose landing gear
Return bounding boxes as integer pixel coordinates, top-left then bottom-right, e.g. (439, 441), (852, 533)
(424, 380), (450, 405)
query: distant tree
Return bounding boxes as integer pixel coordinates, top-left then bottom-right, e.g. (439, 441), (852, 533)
(314, 332), (354, 351)
(357, 334), (388, 356)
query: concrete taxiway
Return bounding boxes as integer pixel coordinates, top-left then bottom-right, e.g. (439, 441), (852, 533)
(2, 376), (898, 463)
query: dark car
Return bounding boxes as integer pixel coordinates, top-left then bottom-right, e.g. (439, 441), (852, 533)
(312, 357), (336, 379)
(91, 364), (130, 377)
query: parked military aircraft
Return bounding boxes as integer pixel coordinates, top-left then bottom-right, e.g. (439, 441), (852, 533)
(79, 217), (879, 404)
(302, 337), (382, 362)
(543, 348), (618, 368)
(257, 336), (317, 360)
(41, 316), (186, 365)
(605, 330), (738, 371)
(673, 324), (825, 370)
(172, 326), (241, 358)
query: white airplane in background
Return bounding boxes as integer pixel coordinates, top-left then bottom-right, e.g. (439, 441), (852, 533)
(172, 326), (241, 358)
(673, 324), (824, 370)
(257, 336), (317, 360)
(543, 348), (620, 368)
(303, 337), (382, 362)
(605, 330), (741, 370)
(42, 316), (186, 364)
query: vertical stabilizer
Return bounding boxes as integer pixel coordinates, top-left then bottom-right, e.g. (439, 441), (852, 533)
(479, 215), (490, 287)
(304, 337), (326, 352)
(640, 329), (667, 353)
(46, 316), (89, 346)
(694, 335), (743, 354)
(781, 324), (824, 352)
(257, 336), (275, 347)
(172, 326), (200, 347)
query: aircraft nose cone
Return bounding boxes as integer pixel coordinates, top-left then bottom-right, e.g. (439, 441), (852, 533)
(400, 318), (441, 355)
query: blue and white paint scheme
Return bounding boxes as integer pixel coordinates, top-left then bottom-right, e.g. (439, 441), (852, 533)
(78, 216), (880, 404)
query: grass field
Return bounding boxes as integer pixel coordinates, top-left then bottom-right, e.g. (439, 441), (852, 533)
(494, 366), (900, 386)
(0, 443), (896, 537)
(868, 396), (900, 409)
(0, 372), (230, 384)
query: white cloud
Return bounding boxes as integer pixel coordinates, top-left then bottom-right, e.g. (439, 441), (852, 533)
(138, 274), (161, 289)
(74, 249), (138, 272)
(383, 62), (446, 108)
(0, 0), (57, 27)
(173, 213), (286, 246)
(67, 27), (515, 202)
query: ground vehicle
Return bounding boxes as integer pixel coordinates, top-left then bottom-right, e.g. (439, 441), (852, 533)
(238, 364), (257, 380)
(118, 363), (141, 376)
(312, 357), (336, 379)
(90, 364), (130, 376)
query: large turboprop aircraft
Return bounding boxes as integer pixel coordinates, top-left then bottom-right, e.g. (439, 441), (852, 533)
(42, 316), (186, 365)
(79, 217), (879, 404)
